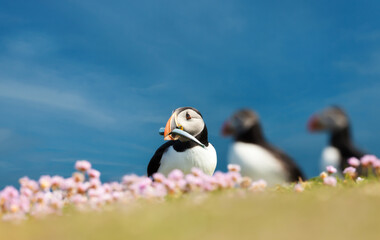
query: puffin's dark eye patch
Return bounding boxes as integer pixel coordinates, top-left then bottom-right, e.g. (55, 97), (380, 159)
(186, 113), (191, 120)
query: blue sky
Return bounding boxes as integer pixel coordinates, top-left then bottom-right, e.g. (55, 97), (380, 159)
(0, 0), (379, 187)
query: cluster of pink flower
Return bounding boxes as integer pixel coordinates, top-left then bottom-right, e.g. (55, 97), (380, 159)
(0, 161), (267, 222)
(320, 155), (380, 187)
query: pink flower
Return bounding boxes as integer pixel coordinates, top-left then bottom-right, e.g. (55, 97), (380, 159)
(360, 155), (377, 167)
(152, 173), (166, 183)
(227, 164), (241, 172)
(168, 169), (184, 181)
(191, 168), (205, 177)
(88, 169), (101, 179)
(240, 177), (252, 188)
(249, 179), (267, 192)
(75, 160), (92, 172)
(51, 176), (64, 189)
(77, 182), (90, 194)
(72, 172), (85, 183)
(323, 176), (337, 187)
(348, 157), (360, 167)
(294, 183), (304, 192)
(39, 176), (52, 190)
(343, 167), (356, 175)
(122, 174), (139, 186)
(343, 167), (356, 178)
(326, 166), (337, 174)
(89, 178), (101, 189)
(20, 187), (33, 198)
(372, 160), (380, 169)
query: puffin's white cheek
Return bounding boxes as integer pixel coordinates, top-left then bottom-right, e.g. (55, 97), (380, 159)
(187, 120), (205, 136)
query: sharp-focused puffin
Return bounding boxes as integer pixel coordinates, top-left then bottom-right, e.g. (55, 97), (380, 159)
(308, 106), (366, 173)
(147, 107), (217, 177)
(221, 109), (305, 185)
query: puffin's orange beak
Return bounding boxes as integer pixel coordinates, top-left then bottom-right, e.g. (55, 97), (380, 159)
(164, 113), (175, 140)
(221, 120), (233, 136)
(307, 115), (324, 132)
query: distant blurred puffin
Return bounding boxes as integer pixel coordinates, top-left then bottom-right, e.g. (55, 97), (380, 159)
(308, 106), (365, 172)
(147, 107), (217, 177)
(221, 109), (305, 185)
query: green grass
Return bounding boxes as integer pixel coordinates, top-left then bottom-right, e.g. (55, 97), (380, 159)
(1, 182), (380, 240)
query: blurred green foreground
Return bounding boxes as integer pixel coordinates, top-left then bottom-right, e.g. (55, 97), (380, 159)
(1, 183), (380, 240)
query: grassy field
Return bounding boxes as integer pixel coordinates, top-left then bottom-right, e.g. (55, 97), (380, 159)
(1, 181), (380, 240)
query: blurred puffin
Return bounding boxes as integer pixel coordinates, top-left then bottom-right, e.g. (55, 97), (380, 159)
(308, 106), (366, 172)
(147, 107), (217, 177)
(221, 109), (305, 185)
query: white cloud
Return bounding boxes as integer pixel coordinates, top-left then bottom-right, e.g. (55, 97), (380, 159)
(336, 50), (380, 76)
(0, 81), (114, 125)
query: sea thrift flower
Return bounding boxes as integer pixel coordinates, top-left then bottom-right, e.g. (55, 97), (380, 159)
(294, 183), (304, 193)
(240, 177), (252, 188)
(39, 176), (52, 190)
(89, 178), (101, 189)
(326, 166), (337, 174)
(227, 164), (241, 172)
(51, 176), (64, 190)
(356, 177), (364, 183)
(249, 179), (267, 192)
(319, 171), (328, 179)
(343, 167), (356, 178)
(20, 187), (33, 198)
(360, 155), (377, 167)
(75, 160), (92, 172)
(348, 157), (360, 167)
(88, 169), (101, 179)
(72, 172), (85, 183)
(372, 160), (380, 169)
(323, 176), (337, 187)
(168, 169), (184, 181)
(19, 177), (30, 187)
(62, 178), (76, 191)
(191, 168), (204, 177)
(152, 173), (166, 183)
(77, 182), (90, 194)
(227, 171), (242, 185)
(122, 174), (139, 186)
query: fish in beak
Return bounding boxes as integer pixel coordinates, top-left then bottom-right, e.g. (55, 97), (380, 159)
(159, 110), (205, 148)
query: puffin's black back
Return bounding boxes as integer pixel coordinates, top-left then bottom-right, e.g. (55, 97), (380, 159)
(330, 126), (366, 172)
(147, 141), (174, 177)
(235, 123), (305, 181)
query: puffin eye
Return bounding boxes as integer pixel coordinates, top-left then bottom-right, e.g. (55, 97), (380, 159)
(186, 113), (191, 120)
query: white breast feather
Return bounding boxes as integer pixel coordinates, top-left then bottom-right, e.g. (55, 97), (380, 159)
(228, 142), (288, 186)
(321, 146), (341, 171)
(158, 143), (217, 176)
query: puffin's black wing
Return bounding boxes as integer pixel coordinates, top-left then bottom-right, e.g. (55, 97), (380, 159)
(263, 144), (305, 182)
(340, 146), (366, 174)
(147, 141), (175, 177)
(281, 155), (306, 182)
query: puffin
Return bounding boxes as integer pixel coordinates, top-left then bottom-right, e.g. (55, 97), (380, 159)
(221, 109), (305, 185)
(147, 107), (217, 177)
(308, 106), (366, 173)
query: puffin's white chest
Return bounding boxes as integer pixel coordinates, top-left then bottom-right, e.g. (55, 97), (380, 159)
(158, 143), (217, 176)
(228, 142), (288, 185)
(321, 146), (341, 171)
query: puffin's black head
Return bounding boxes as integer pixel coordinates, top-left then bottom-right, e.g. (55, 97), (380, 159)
(221, 109), (260, 139)
(163, 107), (206, 142)
(308, 106), (349, 133)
